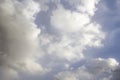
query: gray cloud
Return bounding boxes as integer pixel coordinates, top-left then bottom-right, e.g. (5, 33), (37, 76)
(0, 0), (47, 80)
(112, 68), (120, 80)
(55, 58), (119, 80)
(0, 0), (120, 80)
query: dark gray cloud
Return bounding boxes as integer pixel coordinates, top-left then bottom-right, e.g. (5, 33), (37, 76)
(112, 68), (120, 80)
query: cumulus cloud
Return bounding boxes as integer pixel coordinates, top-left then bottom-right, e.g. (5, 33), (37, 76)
(0, 0), (120, 80)
(55, 58), (119, 80)
(46, 3), (105, 61)
(63, 0), (100, 16)
(35, 2), (107, 80)
(51, 5), (90, 32)
(0, 0), (47, 80)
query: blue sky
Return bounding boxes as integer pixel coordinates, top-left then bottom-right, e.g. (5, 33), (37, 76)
(92, 0), (120, 61)
(0, 0), (120, 80)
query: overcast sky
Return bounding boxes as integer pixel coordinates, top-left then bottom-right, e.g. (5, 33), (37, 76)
(0, 0), (120, 80)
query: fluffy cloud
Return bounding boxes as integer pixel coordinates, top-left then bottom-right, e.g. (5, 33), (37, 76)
(0, 0), (47, 80)
(44, 4), (105, 61)
(55, 58), (119, 80)
(63, 0), (100, 16)
(0, 0), (120, 80)
(51, 5), (90, 32)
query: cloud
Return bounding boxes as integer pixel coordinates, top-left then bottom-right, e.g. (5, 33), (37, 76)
(0, 0), (120, 80)
(112, 68), (120, 80)
(51, 5), (90, 32)
(63, 0), (100, 16)
(19, 0), (40, 20)
(0, 0), (47, 80)
(55, 58), (119, 80)
(91, 0), (120, 61)
(45, 4), (105, 61)
(35, 2), (107, 79)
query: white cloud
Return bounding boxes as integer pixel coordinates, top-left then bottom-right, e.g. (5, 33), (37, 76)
(0, 0), (47, 80)
(77, 0), (100, 16)
(18, 0), (40, 20)
(39, 34), (85, 61)
(55, 58), (119, 80)
(35, 0), (60, 11)
(41, 4), (105, 62)
(64, 0), (100, 16)
(51, 5), (90, 32)
(1, 0), (119, 80)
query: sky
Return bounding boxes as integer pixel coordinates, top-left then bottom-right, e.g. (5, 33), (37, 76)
(0, 0), (120, 80)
